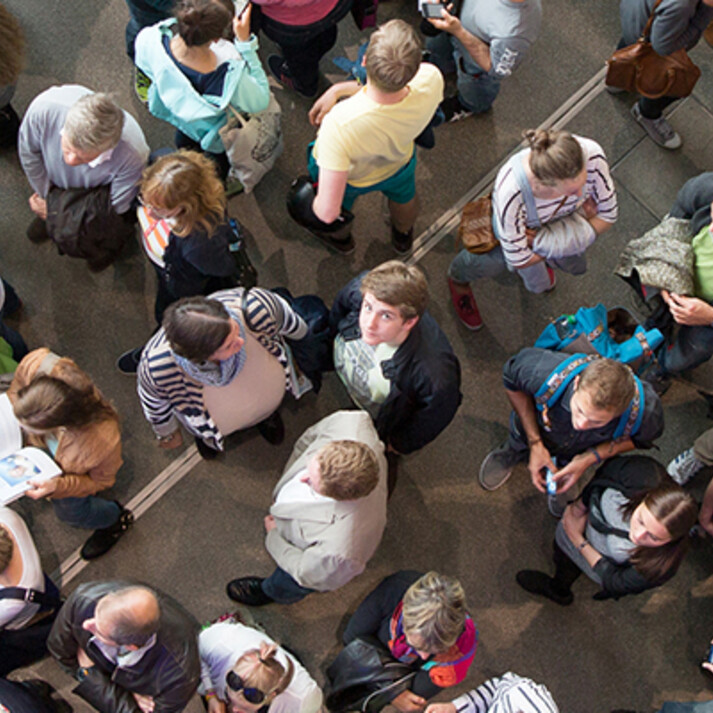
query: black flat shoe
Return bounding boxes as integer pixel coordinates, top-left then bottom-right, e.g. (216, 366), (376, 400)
(80, 505), (134, 560)
(516, 569), (574, 606)
(257, 412), (284, 445)
(195, 436), (220, 460)
(226, 577), (273, 606)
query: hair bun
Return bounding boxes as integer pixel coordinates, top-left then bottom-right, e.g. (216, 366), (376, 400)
(524, 128), (553, 153)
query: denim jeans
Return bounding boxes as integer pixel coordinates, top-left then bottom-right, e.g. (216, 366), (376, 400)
(261, 566), (315, 604)
(426, 32), (501, 113)
(658, 324), (713, 375)
(52, 496), (121, 530)
(124, 0), (174, 60)
(448, 245), (587, 294)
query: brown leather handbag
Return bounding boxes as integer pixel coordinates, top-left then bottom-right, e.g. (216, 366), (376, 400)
(458, 193), (499, 254)
(605, 0), (701, 99)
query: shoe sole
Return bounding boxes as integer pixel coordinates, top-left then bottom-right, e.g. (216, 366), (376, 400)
(478, 451), (514, 491)
(296, 224), (355, 255)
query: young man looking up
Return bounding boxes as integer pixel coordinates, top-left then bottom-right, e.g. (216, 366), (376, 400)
(287, 20), (444, 255)
(330, 261), (461, 481)
(480, 348), (663, 507)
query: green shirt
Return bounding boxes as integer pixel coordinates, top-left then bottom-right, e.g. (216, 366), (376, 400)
(692, 223), (713, 303)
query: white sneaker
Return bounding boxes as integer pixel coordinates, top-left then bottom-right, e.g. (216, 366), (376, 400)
(631, 103), (682, 150)
(667, 447), (704, 485)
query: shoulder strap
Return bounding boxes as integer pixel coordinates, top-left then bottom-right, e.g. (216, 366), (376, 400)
(534, 354), (600, 409)
(0, 585), (61, 609)
(511, 155), (541, 229)
(641, 0), (666, 42)
(613, 375), (645, 439)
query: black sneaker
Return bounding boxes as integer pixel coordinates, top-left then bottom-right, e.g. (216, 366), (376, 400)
(516, 569), (574, 606)
(80, 505), (134, 560)
(27, 217), (50, 244)
(195, 436), (220, 460)
(267, 55), (318, 98)
(391, 226), (414, 256)
(226, 577), (274, 606)
(116, 347), (143, 375)
(256, 412), (284, 445)
(440, 94), (473, 123)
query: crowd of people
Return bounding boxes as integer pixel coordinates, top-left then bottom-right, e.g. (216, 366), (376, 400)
(1, 0), (713, 712)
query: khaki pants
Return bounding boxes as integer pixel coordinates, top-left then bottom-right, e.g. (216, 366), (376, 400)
(693, 427), (713, 466)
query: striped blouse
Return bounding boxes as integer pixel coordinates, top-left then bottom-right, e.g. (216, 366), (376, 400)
(137, 287), (307, 450)
(451, 672), (559, 713)
(492, 136), (618, 269)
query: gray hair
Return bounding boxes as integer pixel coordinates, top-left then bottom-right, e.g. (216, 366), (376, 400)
(63, 92), (125, 154)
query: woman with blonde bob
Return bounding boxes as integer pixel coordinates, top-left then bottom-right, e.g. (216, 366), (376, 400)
(8, 348), (132, 561)
(337, 570), (477, 712)
(119, 150), (244, 372)
(199, 617), (323, 713)
(517, 455), (698, 604)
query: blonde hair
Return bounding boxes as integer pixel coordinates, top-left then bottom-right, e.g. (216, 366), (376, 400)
(232, 642), (294, 698)
(0, 526), (13, 572)
(578, 359), (636, 415)
(63, 93), (125, 154)
(365, 20), (422, 93)
(524, 128), (584, 186)
(402, 572), (467, 654)
(360, 260), (428, 321)
(140, 150), (226, 237)
(316, 441), (379, 500)
(0, 4), (25, 87)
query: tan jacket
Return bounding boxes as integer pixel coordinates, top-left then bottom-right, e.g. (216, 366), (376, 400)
(266, 411), (388, 592)
(8, 348), (123, 498)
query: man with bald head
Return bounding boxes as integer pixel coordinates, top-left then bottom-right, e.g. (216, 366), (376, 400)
(48, 581), (200, 713)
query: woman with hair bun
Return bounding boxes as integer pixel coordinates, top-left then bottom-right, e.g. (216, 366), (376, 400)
(7, 349), (132, 561)
(135, 0), (270, 186)
(516, 455), (698, 603)
(199, 617), (323, 713)
(447, 128), (618, 331)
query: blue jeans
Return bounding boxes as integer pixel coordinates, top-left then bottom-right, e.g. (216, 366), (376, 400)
(658, 324), (713, 375)
(261, 567), (315, 604)
(448, 245), (587, 294)
(426, 32), (501, 113)
(52, 496), (121, 530)
(124, 0), (174, 60)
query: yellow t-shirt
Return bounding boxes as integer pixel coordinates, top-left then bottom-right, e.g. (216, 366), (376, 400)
(692, 222), (713, 303)
(312, 63), (444, 188)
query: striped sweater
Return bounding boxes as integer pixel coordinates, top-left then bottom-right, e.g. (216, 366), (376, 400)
(137, 287), (307, 449)
(451, 672), (559, 713)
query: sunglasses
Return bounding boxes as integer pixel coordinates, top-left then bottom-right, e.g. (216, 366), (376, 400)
(226, 671), (267, 704)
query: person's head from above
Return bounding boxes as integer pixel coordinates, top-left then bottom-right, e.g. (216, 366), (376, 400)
(622, 476), (698, 582)
(164, 296), (244, 364)
(569, 359), (636, 432)
(401, 571), (467, 659)
(175, 0), (234, 47)
(523, 128), (586, 200)
(225, 641), (294, 713)
(0, 526), (13, 575)
(302, 440), (379, 501)
(13, 375), (117, 434)
(83, 585), (161, 650)
(359, 261), (428, 346)
(61, 92), (125, 166)
(140, 150), (226, 237)
(365, 19), (422, 94)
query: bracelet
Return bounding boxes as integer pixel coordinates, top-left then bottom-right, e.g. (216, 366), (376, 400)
(577, 540), (589, 552)
(204, 691), (218, 700)
(75, 666), (91, 682)
(528, 436), (542, 446)
(588, 447), (602, 465)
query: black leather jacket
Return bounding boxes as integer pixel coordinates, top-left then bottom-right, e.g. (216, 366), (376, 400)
(330, 275), (462, 454)
(48, 581), (200, 713)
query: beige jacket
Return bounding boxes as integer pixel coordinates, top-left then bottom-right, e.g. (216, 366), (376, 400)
(8, 348), (123, 498)
(266, 411), (388, 592)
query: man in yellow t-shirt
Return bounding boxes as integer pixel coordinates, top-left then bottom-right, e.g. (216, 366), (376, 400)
(286, 20), (444, 255)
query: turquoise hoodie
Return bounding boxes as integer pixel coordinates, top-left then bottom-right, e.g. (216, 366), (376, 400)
(135, 19), (270, 153)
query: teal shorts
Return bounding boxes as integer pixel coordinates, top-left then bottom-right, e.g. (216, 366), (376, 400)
(307, 142), (417, 211)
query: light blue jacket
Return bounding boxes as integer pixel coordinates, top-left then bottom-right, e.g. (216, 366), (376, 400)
(135, 19), (270, 153)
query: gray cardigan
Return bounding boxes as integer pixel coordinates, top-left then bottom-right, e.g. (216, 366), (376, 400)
(619, 0), (713, 54)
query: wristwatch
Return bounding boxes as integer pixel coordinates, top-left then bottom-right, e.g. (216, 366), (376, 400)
(75, 666), (91, 682)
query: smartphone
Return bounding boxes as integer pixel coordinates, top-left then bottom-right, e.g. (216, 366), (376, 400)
(545, 468), (557, 495)
(421, 2), (445, 18)
(234, 0), (249, 18)
(707, 643), (713, 664)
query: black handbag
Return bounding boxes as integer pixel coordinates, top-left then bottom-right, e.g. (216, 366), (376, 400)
(325, 638), (416, 713)
(225, 218), (258, 290)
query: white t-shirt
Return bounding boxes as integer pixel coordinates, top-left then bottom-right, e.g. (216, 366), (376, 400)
(199, 621), (323, 713)
(0, 506), (44, 630)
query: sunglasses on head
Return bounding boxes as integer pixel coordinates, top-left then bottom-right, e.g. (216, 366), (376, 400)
(226, 671), (266, 704)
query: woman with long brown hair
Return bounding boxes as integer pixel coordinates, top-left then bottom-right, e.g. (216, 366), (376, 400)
(8, 349), (132, 561)
(516, 455), (697, 603)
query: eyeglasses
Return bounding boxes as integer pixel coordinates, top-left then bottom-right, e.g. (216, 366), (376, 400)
(138, 195), (180, 220)
(226, 671), (267, 704)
